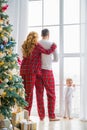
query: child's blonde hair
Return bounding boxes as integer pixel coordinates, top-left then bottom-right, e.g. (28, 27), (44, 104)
(22, 31), (38, 57)
(66, 78), (73, 82)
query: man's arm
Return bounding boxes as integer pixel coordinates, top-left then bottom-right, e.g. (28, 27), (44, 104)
(52, 48), (58, 62)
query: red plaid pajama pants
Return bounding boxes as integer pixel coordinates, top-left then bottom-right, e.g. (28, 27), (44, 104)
(35, 69), (56, 120)
(21, 73), (36, 116)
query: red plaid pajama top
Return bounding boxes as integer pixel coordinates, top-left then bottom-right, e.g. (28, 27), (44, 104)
(20, 43), (56, 75)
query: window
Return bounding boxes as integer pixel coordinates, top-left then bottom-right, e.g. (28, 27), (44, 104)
(28, 1), (42, 26)
(64, 58), (80, 84)
(64, 25), (80, 53)
(28, 0), (80, 117)
(44, 0), (59, 25)
(64, 0), (80, 24)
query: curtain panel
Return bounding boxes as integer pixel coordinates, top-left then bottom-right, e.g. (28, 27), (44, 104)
(80, 0), (87, 121)
(8, 0), (29, 57)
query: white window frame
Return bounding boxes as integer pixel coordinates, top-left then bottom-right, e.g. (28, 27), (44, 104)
(28, 0), (80, 116)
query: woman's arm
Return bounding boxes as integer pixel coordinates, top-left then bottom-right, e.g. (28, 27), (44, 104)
(37, 43), (57, 54)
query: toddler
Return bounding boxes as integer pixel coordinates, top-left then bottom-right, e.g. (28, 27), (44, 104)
(64, 78), (75, 119)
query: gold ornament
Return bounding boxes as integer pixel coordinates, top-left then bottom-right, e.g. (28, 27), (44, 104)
(9, 75), (12, 80)
(0, 61), (4, 66)
(0, 79), (2, 82)
(9, 88), (14, 91)
(1, 34), (4, 37)
(12, 61), (15, 64)
(0, 19), (3, 24)
(2, 92), (6, 98)
(0, 52), (3, 56)
(0, 26), (2, 32)
(7, 49), (12, 55)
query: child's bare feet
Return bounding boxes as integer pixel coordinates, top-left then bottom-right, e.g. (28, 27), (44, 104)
(69, 117), (73, 120)
(63, 116), (67, 119)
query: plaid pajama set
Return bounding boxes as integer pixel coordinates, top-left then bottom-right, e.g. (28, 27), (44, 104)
(20, 43), (56, 116)
(35, 39), (58, 120)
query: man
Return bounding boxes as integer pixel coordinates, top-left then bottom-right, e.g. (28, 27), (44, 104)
(35, 29), (59, 121)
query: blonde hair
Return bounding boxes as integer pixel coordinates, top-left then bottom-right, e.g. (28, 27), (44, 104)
(22, 31), (38, 57)
(66, 78), (73, 83)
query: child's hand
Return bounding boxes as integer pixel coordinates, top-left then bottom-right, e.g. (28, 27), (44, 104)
(73, 84), (75, 87)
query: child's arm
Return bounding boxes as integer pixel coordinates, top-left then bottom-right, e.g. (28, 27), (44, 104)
(72, 84), (76, 97)
(73, 84), (76, 87)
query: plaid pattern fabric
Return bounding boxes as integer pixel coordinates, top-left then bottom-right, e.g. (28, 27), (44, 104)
(20, 43), (56, 116)
(20, 43), (56, 75)
(35, 69), (56, 119)
(22, 74), (36, 115)
(35, 74), (45, 120)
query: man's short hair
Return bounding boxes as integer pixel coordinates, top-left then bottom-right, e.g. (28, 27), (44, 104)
(41, 29), (49, 37)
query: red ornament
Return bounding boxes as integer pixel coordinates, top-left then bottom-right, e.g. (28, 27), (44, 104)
(0, 80), (2, 84)
(2, 5), (8, 12)
(3, 41), (7, 45)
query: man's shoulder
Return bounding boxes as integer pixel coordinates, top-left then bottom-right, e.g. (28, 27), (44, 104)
(39, 40), (53, 48)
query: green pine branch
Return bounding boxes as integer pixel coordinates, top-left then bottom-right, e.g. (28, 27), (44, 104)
(0, 0), (8, 4)
(0, 13), (9, 19)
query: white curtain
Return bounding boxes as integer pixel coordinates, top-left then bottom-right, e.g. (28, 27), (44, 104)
(8, 0), (29, 58)
(80, 0), (87, 121)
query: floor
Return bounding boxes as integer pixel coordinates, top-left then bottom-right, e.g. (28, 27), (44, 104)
(30, 116), (87, 130)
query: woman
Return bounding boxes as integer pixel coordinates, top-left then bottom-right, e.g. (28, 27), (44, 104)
(20, 31), (56, 119)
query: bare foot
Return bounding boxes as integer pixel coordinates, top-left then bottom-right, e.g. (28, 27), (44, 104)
(49, 117), (60, 121)
(63, 116), (67, 119)
(69, 117), (73, 120)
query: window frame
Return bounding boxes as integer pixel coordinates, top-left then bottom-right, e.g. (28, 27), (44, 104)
(28, 0), (80, 116)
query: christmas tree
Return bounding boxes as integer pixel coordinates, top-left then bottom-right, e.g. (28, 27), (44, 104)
(0, 0), (27, 119)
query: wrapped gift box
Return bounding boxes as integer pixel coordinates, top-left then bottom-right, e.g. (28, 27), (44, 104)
(28, 121), (37, 130)
(21, 122), (28, 130)
(0, 114), (4, 120)
(24, 109), (29, 120)
(0, 120), (5, 128)
(12, 111), (24, 126)
(21, 121), (37, 130)
(0, 119), (11, 128)
(14, 127), (20, 130)
(12, 109), (29, 126)
(31, 122), (37, 130)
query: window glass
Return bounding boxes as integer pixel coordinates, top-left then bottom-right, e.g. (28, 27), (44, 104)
(53, 62), (59, 85)
(28, 0), (80, 117)
(64, 25), (80, 53)
(44, 0), (59, 25)
(28, 1), (42, 26)
(64, 57), (80, 116)
(64, 57), (80, 85)
(64, 0), (80, 24)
